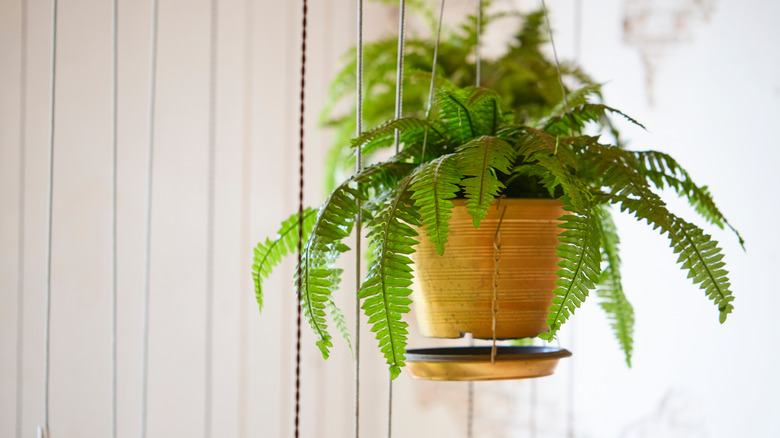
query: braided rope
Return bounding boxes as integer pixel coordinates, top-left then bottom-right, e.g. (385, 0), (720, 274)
(294, 0), (308, 436)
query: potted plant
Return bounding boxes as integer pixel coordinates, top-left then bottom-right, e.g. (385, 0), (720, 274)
(253, 82), (741, 378)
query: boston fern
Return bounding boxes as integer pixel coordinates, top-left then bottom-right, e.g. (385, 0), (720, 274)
(253, 86), (740, 377)
(320, 3), (609, 193)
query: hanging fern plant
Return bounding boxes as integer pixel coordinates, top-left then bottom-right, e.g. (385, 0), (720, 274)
(253, 84), (741, 377)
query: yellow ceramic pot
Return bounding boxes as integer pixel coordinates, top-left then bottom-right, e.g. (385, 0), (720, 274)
(411, 198), (564, 339)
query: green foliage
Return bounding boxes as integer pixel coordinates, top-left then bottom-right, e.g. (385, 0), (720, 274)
(297, 182), (363, 358)
(581, 142), (735, 323)
(457, 136), (516, 227)
(359, 174), (420, 379)
(538, 202), (602, 342)
(596, 207), (635, 366)
(252, 208), (317, 312)
(410, 154), (461, 255)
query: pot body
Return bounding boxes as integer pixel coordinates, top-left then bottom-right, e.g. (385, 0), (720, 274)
(411, 198), (564, 339)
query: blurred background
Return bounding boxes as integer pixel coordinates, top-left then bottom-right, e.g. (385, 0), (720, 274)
(1, 0), (779, 437)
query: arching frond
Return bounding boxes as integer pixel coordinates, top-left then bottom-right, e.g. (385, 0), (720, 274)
(298, 182), (363, 358)
(252, 208), (317, 313)
(517, 129), (590, 210)
(632, 150), (744, 248)
(410, 154), (462, 255)
(538, 201), (602, 341)
(596, 207), (634, 366)
(327, 295), (353, 356)
(543, 103), (646, 137)
(457, 136), (516, 227)
(359, 174), (420, 379)
(585, 143), (735, 323)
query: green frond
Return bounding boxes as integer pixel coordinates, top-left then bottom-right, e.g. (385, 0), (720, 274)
(596, 207), (635, 366)
(539, 202), (602, 341)
(435, 89), (477, 144)
(585, 143), (735, 323)
(543, 104), (646, 137)
(252, 208), (317, 313)
(410, 154), (462, 255)
(456, 136), (516, 227)
(298, 181), (364, 358)
(359, 174), (420, 379)
(632, 150), (744, 248)
(327, 295), (353, 357)
(517, 129), (590, 210)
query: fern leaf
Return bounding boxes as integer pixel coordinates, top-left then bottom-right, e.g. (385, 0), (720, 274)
(327, 295), (353, 356)
(517, 129), (591, 210)
(252, 208), (317, 313)
(435, 89), (476, 144)
(457, 136), (516, 227)
(539, 202), (602, 341)
(585, 143), (735, 323)
(596, 207), (635, 366)
(359, 174), (420, 379)
(298, 182), (363, 358)
(410, 154), (462, 255)
(632, 150), (744, 248)
(543, 103), (646, 137)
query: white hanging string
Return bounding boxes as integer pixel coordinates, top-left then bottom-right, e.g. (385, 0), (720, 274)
(565, 7), (582, 434)
(387, 2), (405, 437)
(354, 1), (363, 437)
(475, 0), (482, 87)
(38, 1), (58, 437)
(466, 2), (484, 436)
(540, 2), (578, 436)
(540, 0), (571, 114)
(140, 0), (159, 436)
(392, 0), (406, 155)
(204, 0), (218, 436)
(16, 1), (29, 438)
(237, 0), (255, 437)
(419, 0), (445, 163)
(110, 0), (119, 437)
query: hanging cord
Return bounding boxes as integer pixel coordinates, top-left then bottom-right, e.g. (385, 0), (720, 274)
(491, 205), (507, 364)
(567, 2), (582, 433)
(237, 0), (255, 437)
(466, 339), (474, 437)
(16, 1), (29, 438)
(387, 3), (406, 437)
(541, 2), (578, 436)
(294, 1), (308, 437)
(419, 0), (445, 163)
(204, 0), (218, 436)
(38, 1), (58, 437)
(110, 0), (119, 436)
(540, 0), (571, 115)
(530, 379), (537, 438)
(392, 0), (406, 155)
(140, 0), (159, 436)
(475, 0), (482, 87)
(354, 0), (363, 437)
(466, 4), (484, 436)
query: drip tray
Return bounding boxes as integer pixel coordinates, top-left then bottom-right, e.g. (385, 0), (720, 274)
(405, 346), (572, 381)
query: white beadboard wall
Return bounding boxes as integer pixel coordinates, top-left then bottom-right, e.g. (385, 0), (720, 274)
(1, 0), (779, 437)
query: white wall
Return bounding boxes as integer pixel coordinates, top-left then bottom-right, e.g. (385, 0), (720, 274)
(1, 0), (778, 437)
